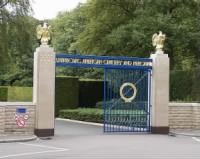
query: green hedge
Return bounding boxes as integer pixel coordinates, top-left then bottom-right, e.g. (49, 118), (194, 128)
(79, 79), (104, 108)
(7, 87), (32, 102)
(55, 77), (79, 116)
(0, 86), (32, 102)
(170, 69), (200, 102)
(59, 108), (103, 123)
(191, 69), (200, 101)
(0, 87), (8, 101)
(55, 77), (104, 116)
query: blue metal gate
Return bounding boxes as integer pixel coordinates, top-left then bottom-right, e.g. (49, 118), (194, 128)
(56, 54), (152, 133)
(104, 69), (151, 132)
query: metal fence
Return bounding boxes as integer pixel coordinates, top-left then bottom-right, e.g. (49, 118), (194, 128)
(104, 69), (151, 133)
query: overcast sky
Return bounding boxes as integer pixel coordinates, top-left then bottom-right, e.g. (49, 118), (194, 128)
(32, 0), (87, 20)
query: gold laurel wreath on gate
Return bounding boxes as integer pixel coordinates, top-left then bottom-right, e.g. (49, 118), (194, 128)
(120, 82), (137, 103)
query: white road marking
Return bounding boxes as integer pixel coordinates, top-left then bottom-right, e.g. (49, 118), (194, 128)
(0, 143), (69, 159)
(0, 149), (68, 159)
(56, 118), (103, 127)
(192, 137), (200, 143)
(18, 142), (68, 150)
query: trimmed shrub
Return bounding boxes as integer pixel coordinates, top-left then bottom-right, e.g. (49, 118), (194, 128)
(7, 87), (32, 102)
(59, 108), (103, 123)
(12, 78), (33, 87)
(170, 69), (200, 102)
(191, 68), (200, 101)
(0, 87), (8, 101)
(55, 77), (79, 116)
(170, 70), (192, 101)
(95, 101), (104, 108)
(79, 79), (104, 107)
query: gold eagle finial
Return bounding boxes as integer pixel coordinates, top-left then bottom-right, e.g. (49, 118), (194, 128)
(152, 31), (166, 54)
(36, 22), (51, 45)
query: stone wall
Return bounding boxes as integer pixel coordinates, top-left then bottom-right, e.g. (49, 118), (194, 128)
(169, 103), (200, 130)
(0, 106), (5, 134)
(0, 102), (35, 135)
(1, 102), (200, 135)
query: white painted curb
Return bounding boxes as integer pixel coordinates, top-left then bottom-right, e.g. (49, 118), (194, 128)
(56, 118), (103, 127)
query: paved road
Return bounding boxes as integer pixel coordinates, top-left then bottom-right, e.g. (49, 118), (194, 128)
(0, 120), (200, 159)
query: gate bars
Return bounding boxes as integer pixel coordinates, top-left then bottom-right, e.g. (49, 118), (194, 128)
(56, 53), (152, 133)
(104, 69), (151, 133)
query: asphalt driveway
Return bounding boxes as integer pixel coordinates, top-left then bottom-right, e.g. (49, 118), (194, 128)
(0, 119), (200, 159)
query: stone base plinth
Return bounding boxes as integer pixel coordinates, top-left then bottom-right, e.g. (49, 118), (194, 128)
(34, 129), (54, 137)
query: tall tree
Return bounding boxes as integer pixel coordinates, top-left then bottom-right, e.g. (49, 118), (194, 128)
(0, 0), (32, 71)
(0, 0), (39, 86)
(52, 0), (200, 70)
(51, 3), (87, 53)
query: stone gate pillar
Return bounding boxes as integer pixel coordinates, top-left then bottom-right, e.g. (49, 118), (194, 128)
(150, 31), (169, 134)
(150, 52), (169, 134)
(33, 45), (55, 137)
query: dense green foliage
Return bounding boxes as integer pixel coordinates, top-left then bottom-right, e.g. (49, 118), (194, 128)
(170, 68), (200, 102)
(0, 0), (38, 86)
(52, 0), (200, 102)
(56, 67), (104, 81)
(1, 69), (199, 103)
(79, 79), (104, 107)
(7, 86), (32, 101)
(0, 86), (32, 101)
(55, 77), (104, 115)
(59, 108), (146, 123)
(191, 68), (200, 101)
(0, 87), (8, 101)
(52, 0), (200, 70)
(0, 0), (199, 102)
(59, 108), (103, 123)
(55, 77), (79, 116)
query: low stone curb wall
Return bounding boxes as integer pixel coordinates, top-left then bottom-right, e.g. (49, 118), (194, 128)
(0, 102), (35, 135)
(0, 102), (200, 135)
(169, 103), (200, 130)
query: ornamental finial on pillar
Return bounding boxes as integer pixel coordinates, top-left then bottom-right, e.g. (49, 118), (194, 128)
(152, 31), (166, 54)
(36, 22), (51, 45)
